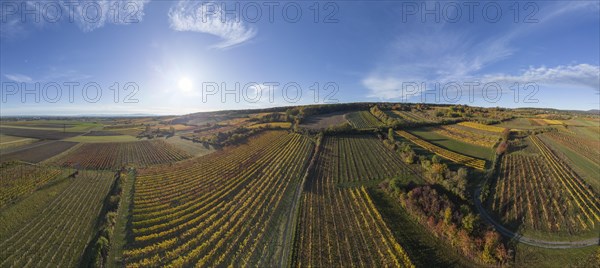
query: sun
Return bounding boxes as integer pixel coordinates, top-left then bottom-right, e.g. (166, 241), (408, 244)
(177, 76), (193, 92)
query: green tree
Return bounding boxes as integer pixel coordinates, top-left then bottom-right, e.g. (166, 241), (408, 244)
(461, 213), (479, 234)
(390, 178), (403, 192)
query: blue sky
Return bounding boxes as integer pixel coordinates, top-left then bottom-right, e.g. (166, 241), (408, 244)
(1, 1), (599, 115)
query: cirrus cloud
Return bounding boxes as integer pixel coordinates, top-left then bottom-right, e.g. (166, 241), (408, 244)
(363, 64), (600, 101)
(168, 1), (257, 49)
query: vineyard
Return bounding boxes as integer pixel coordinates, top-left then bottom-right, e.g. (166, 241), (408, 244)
(457, 122), (506, 133)
(0, 162), (68, 207)
(1, 107), (598, 267)
(316, 135), (416, 183)
(396, 130), (486, 170)
(391, 110), (433, 123)
(529, 136), (600, 223)
(346, 111), (384, 129)
(489, 151), (600, 233)
(292, 135), (416, 266)
(0, 171), (115, 267)
(55, 140), (191, 169)
(432, 125), (499, 148)
(123, 131), (314, 267)
(294, 185), (413, 267)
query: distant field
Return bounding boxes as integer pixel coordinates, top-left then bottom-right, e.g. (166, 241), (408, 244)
(457, 122), (506, 133)
(106, 127), (144, 136)
(54, 140), (191, 169)
(496, 118), (538, 130)
(564, 118), (600, 127)
(432, 124), (500, 148)
(0, 141), (78, 163)
(0, 121), (100, 132)
(0, 134), (30, 143)
(0, 127), (83, 140)
(346, 111), (384, 129)
(572, 126), (600, 140)
(0, 171), (115, 267)
(64, 135), (139, 143)
(300, 111), (348, 129)
(82, 130), (124, 136)
(248, 122), (291, 129)
(391, 110), (434, 123)
(0, 134), (37, 149)
(164, 136), (215, 157)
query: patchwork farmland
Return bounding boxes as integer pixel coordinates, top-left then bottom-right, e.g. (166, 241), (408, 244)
(1, 104), (598, 267)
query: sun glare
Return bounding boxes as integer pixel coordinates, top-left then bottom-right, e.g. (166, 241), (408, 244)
(177, 76), (193, 92)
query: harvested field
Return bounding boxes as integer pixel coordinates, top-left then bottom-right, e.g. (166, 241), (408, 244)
(0, 127), (83, 140)
(0, 141), (78, 163)
(300, 111), (349, 129)
(83, 131), (124, 136)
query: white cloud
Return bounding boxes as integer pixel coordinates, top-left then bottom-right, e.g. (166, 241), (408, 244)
(0, 0), (150, 38)
(4, 74), (33, 83)
(363, 64), (600, 101)
(363, 76), (424, 100)
(363, 2), (599, 101)
(66, 0), (150, 32)
(483, 64), (600, 90)
(2, 69), (91, 84)
(168, 1), (256, 49)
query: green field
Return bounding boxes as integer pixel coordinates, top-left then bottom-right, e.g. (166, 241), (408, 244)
(513, 243), (598, 268)
(538, 134), (600, 190)
(496, 118), (539, 130)
(0, 134), (37, 149)
(408, 128), (494, 161)
(0, 134), (31, 143)
(164, 136), (215, 156)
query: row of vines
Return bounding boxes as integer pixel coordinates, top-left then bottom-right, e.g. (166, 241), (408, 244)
(123, 131), (314, 267)
(293, 135), (414, 267)
(55, 140), (191, 169)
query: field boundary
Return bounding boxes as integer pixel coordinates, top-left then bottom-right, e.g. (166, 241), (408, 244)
(280, 134), (320, 267)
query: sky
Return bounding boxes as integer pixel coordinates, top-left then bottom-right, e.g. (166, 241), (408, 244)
(1, 0), (599, 116)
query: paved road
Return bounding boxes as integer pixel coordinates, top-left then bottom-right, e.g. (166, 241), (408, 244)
(474, 187), (599, 249)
